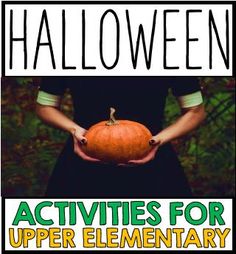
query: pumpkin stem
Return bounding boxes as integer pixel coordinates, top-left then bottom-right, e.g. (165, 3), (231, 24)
(106, 107), (119, 126)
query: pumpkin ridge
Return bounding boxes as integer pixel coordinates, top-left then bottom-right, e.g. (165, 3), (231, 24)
(135, 122), (152, 136)
(123, 124), (136, 160)
(84, 126), (102, 158)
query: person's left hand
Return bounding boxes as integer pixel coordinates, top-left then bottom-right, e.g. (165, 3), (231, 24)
(118, 136), (162, 167)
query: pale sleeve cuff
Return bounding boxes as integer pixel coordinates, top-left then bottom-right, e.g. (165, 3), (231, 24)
(36, 91), (61, 107)
(177, 91), (203, 108)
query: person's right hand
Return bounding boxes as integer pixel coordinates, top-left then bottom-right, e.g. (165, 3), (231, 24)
(72, 127), (101, 162)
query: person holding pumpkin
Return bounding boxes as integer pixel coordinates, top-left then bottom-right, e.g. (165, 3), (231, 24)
(36, 77), (205, 197)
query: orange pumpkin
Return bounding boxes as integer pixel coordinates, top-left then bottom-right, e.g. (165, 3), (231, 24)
(82, 108), (152, 163)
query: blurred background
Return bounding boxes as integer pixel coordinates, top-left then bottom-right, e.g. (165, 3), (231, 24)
(1, 77), (235, 197)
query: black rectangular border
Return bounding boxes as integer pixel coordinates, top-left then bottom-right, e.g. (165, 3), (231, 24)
(1, 1), (235, 77)
(1, 197), (235, 253)
(1, 1), (235, 252)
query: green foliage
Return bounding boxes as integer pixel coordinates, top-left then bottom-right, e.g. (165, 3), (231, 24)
(1, 78), (69, 196)
(1, 77), (235, 197)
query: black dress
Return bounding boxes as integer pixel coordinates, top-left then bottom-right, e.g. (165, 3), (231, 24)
(39, 77), (201, 198)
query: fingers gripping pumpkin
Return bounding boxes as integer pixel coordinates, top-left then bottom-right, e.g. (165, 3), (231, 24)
(81, 108), (152, 163)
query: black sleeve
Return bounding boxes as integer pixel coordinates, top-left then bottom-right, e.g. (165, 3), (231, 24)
(39, 77), (67, 96)
(170, 77), (201, 97)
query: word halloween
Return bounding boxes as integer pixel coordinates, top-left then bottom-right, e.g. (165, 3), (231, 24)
(9, 8), (229, 70)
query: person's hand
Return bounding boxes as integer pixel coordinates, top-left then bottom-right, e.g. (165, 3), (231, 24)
(72, 127), (101, 162)
(118, 136), (162, 167)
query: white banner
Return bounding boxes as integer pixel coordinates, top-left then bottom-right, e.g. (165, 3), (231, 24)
(4, 198), (233, 251)
(3, 3), (233, 76)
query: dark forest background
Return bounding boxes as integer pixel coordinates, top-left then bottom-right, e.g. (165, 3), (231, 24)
(1, 77), (235, 196)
